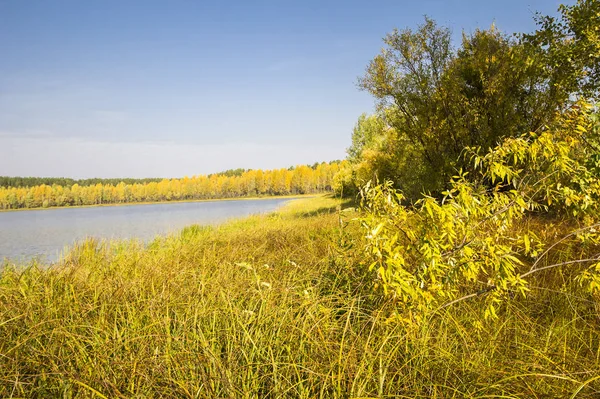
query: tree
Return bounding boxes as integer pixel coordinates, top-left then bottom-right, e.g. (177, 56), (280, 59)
(523, 0), (600, 99)
(359, 17), (453, 194)
(356, 10), (597, 200)
(347, 113), (389, 163)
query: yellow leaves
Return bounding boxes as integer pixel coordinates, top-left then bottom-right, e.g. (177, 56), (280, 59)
(369, 223), (385, 238)
(0, 162), (343, 209)
(356, 101), (600, 320)
(483, 304), (497, 320)
(361, 180), (524, 316)
(463, 246), (474, 258)
(576, 262), (600, 295)
(523, 233), (530, 254)
(425, 202), (435, 219)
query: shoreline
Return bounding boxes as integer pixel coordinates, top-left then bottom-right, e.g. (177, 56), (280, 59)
(0, 193), (321, 213)
(1, 195), (330, 266)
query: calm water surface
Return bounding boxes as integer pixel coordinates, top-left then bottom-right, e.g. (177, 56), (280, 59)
(0, 198), (293, 263)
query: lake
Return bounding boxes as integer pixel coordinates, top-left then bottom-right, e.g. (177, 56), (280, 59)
(0, 198), (294, 263)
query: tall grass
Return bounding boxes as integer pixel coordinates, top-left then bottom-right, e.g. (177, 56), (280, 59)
(1, 196), (599, 398)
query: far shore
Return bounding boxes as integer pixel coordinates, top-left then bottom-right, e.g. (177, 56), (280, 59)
(0, 193), (321, 213)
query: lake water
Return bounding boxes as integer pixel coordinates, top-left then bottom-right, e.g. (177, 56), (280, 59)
(0, 198), (293, 263)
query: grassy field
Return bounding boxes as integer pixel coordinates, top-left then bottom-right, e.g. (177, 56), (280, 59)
(1, 195), (599, 398)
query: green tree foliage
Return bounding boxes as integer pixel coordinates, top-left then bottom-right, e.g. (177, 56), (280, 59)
(208, 168), (248, 178)
(523, 0), (600, 98)
(349, 1), (599, 200)
(357, 17), (453, 196)
(336, 111), (423, 198)
(347, 113), (389, 163)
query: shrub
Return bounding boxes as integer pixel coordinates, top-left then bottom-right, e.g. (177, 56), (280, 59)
(358, 101), (600, 321)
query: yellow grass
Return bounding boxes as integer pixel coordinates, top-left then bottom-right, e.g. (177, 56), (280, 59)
(1, 195), (599, 397)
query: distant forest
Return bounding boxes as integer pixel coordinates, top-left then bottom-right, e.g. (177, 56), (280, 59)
(0, 162), (339, 189)
(0, 176), (164, 189)
(0, 161), (343, 210)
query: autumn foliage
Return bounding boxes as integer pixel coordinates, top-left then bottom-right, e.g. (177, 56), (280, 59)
(0, 162), (343, 210)
(358, 101), (600, 321)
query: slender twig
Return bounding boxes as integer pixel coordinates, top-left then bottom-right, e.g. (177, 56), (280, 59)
(521, 254), (600, 279)
(580, 135), (600, 153)
(435, 286), (496, 312)
(441, 200), (517, 257)
(435, 253), (600, 312)
(529, 222), (600, 272)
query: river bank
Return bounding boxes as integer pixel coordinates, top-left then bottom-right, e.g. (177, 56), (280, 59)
(0, 196), (310, 263)
(0, 193), (318, 213)
(1, 195), (598, 397)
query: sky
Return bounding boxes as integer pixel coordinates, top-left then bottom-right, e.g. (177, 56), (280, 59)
(0, 0), (568, 178)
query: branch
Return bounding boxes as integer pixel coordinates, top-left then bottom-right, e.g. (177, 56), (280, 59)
(435, 254), (600, 312)
(529, 222), (600, 272)
(435, 286), (496, 312)
(521, 254), (600, 279)
(441, 200), (517, 258)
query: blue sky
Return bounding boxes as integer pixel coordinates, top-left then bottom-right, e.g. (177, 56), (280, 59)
(0, 0), (566, 178)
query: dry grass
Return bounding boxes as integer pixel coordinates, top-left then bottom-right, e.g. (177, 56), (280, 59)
(1, 196), (599, 398)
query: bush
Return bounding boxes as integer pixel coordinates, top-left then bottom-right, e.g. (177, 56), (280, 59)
(357, 101), (600, 321)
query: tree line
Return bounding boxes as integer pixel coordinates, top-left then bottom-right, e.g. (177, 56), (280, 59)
(0, 176), (165, 189)
(0, 162), (343, 210)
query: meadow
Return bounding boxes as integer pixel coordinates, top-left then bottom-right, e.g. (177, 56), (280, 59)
(1, 195), (599, 398)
